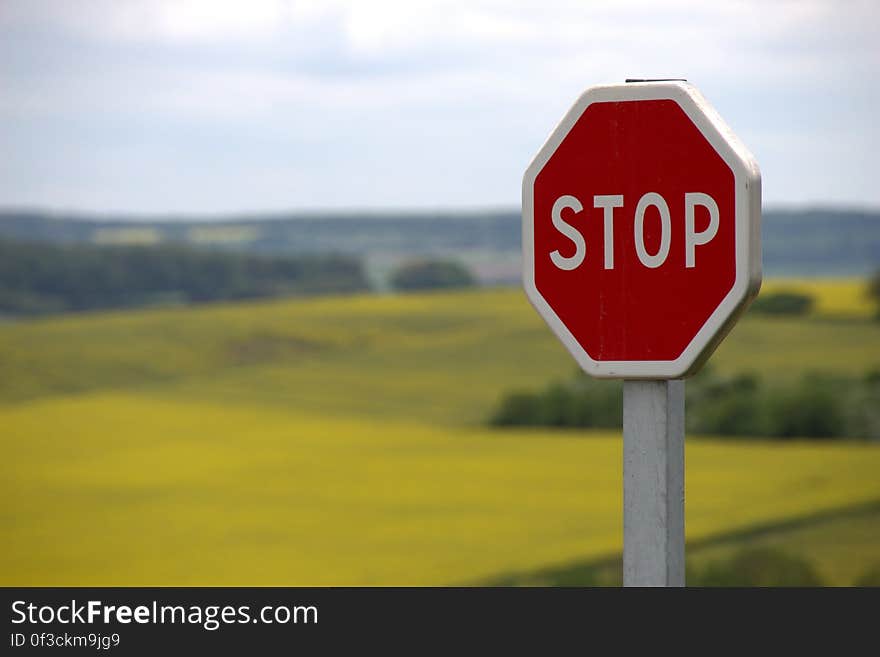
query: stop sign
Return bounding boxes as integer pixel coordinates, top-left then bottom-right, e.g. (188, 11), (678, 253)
(523, 81), (761, 379)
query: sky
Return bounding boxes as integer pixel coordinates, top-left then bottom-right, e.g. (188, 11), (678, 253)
(0, 0), (877, 215)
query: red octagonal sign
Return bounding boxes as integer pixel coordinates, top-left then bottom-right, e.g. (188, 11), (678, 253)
(523, 82), (761, 379)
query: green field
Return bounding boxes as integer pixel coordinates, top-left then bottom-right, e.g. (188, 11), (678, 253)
(2, 282), (879, 585)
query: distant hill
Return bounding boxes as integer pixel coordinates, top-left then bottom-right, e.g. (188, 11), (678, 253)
(0, 207), (877, 283)
(757, 208), (880, 277)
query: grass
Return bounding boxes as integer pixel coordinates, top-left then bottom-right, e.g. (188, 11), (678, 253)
(486, 502), (880, 587)
(1, 284), (877, 423)
(1, 278), (879, 585)
(686, 502), (880, 586)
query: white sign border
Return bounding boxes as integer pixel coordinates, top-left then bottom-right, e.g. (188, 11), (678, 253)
(522, 81), (762, 379)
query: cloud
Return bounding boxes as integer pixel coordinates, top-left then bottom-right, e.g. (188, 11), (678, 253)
(0, 0), (877, 211)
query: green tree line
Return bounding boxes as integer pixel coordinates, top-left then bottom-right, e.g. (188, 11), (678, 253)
(0, 239), (369, 316)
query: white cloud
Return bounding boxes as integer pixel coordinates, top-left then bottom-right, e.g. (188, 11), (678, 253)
(0, 0), (877, 211)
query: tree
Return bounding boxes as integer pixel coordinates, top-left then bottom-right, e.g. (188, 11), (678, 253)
(750, 291), (813, 316)
(389, 259), (476, 292)
(869, 269), (880, 319)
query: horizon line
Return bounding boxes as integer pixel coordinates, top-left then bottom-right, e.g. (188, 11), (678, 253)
(0, 202), (879, 223)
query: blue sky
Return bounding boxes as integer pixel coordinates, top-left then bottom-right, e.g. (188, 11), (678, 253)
(1, 0), (877, 215)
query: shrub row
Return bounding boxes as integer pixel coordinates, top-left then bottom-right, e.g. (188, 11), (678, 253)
(489, 367), (880, 440)
(750, 291), (813, 315)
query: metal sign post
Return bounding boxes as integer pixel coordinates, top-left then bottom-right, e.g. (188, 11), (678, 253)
(623, 380), (685, 586)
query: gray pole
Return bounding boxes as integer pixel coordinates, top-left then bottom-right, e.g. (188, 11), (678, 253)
(623, 380), (685, 586)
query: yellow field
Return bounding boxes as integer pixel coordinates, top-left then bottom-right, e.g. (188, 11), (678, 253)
(92, 227), (162, 245)
(760, 277), (875, 318)
(187, 225), (260, 244)
(1, 280), (879, 585)
(4, 394), (880, 586)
